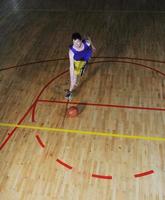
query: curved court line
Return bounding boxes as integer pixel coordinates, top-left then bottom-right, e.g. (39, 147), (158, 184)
(30, 70), (68, 122)
(0, 57), (161, 182)
(134, 170), (154, 178)
(93, 56), (165, 64)
(0, 123), (165, 141)
(92, 174), (112, 180)
(56, 158), (112, 179)
(32, 103), (37, 122)
(0, 103), (36, 150)
(56, 159), (73, 170)
(38, 99), (165, 112)
(1, 56), (165, 72)
(90, 60), (165, 76)
(32, 59), (165, 122)
(0, 58), (67, 72)
(35, 134), (45, 148)
(0, 70), (68, 150)
(1, 57), (165, 150)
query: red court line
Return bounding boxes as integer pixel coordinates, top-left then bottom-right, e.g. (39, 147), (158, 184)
(35, 134), (45, 148)
(32, 104), (36, 122)
(0, 103), (35, 150)
(56, 159), (73, 170)
(30, 70), (69, 122)
(134, 170), (154, 178)
(38, 99), (165, 112)
(0, 70), (68, 150)
(92, 174), (112, 179)
(93, 56), (165, 64)
(90, 60), (165, 76)
(0, 58), (67, 72)
(1, 57), (165, 150)
(1, 56), (165, 72)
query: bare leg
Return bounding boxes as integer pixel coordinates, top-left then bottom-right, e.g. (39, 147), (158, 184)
(65, 65), (77, 100)
(69, 72), (77, 92)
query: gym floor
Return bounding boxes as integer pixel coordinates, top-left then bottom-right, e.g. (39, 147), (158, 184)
(0, 1), (165, 199)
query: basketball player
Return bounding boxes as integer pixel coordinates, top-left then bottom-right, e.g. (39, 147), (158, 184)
(65, 32), (95, 100)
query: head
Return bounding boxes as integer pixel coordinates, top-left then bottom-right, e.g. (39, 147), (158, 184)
(72, 32), (82, 48)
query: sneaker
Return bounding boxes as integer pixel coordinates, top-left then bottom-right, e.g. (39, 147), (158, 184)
(65, 90), (72, 100)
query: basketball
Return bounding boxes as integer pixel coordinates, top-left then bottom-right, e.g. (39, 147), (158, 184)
(67, 106), (79, 117)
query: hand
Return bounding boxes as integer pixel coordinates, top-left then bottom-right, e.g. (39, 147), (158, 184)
(92, 45), (96, 52)
(85, 36), (96, 52)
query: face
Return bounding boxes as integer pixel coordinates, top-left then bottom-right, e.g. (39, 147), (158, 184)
(73, 39), (82, 48)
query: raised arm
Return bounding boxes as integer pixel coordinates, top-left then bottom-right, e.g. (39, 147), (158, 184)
(85, 36), (96, 51)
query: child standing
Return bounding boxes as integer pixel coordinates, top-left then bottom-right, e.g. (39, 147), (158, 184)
(65, 32), (95, 100)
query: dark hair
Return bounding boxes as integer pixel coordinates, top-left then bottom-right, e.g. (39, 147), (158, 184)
(72, 32), (82, 40)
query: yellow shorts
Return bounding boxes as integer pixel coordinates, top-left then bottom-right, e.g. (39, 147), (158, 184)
(74, 60), (86, 75)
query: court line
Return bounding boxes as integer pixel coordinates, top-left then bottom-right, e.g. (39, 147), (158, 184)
(92, 174), (112, 180)
(0, 70), (68, 150)
(134, 170), (154, 178)
(35, 134), (45, 148)
(1, 56), (165, 72)
(38, 99), (165, 112)
(56, 159), (73, 170)
(0, 122), (165, 141)
(1, 57), (165, 150)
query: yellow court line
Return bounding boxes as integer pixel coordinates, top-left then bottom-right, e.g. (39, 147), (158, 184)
(0, 122), (165, 141)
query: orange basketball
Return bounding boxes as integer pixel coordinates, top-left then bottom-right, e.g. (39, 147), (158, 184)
(67, 106), (79, 117)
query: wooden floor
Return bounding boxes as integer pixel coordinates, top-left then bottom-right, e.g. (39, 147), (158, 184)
(0, 1), (165, 200)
